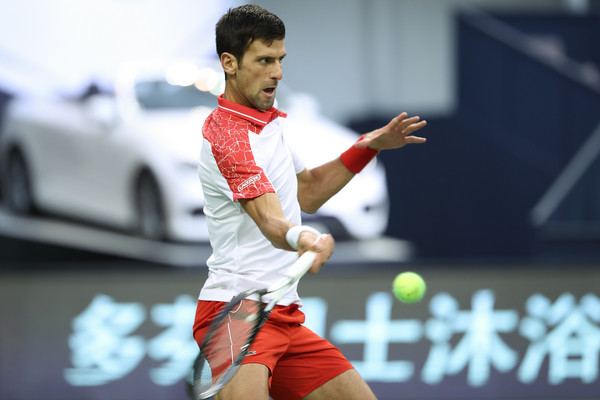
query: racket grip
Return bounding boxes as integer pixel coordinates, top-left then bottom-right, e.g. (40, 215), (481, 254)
(286, 251), (317, 278)
(268, 251), (317, 292)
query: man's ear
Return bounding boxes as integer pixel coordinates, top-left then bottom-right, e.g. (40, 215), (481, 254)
(221, 52), (238, 77)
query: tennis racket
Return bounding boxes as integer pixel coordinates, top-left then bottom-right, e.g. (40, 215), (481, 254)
(191, 250), (317, 399)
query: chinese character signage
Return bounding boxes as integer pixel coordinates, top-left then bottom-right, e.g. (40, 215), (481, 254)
(0, 266), (599, 399)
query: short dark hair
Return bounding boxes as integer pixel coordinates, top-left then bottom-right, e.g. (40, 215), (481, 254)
(215, 4), (285, 63)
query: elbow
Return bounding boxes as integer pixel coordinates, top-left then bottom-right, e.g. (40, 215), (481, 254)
(301, 205), (319, 215)
(298, 190), (325, 214)
(299, 198), (322, 214)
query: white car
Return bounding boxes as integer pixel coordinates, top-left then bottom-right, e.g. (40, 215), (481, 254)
(0, 62), (389, 242)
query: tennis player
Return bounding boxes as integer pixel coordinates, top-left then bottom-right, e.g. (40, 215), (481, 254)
(193, 5), (427, 400)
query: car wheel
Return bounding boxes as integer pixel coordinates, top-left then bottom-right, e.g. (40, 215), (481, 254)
(3, 150), (35, 214)
(135, 172), (167, 241)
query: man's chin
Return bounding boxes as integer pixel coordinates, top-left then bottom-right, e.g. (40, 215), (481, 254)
(256, 101), (275, 111)
(254, 94), (276, 111)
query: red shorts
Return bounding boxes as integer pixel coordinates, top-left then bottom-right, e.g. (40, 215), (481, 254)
(193, 300), (353, 400)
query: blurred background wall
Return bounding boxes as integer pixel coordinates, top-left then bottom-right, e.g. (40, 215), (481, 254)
(252, 0), (578, 121)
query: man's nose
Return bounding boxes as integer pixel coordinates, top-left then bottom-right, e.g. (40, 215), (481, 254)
(271, 61), (283, 80)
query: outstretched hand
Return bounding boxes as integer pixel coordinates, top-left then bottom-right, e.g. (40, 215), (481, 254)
(355, 112), (427, 151)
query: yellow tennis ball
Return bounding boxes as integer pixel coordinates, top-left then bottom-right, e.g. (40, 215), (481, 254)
(393, 272), (426, 303)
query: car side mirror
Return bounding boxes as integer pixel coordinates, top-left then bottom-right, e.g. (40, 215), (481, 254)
(84, 94), (119, 129)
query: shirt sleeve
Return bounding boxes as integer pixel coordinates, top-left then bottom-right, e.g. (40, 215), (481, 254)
(289, 146), (306, 174)
(210, 127), (275, 201)
(280, 121), (306, 174)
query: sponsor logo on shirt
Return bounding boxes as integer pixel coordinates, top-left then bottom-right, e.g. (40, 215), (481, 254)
(238, 172), (262, 192)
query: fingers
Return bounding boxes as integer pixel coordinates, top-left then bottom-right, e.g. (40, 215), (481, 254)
(312, 233), (328, 248)
(405, 135), (427, 144)
(402, 120), (427, 136)
(390, 112), (408, 128)
(393, 114), (425, 132)
(356, 112), (427, 151)
(306, 233), (334, 274)
(297, 231), (334, 274)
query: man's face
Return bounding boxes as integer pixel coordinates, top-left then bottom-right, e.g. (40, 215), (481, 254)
(226, 39), (286, 111)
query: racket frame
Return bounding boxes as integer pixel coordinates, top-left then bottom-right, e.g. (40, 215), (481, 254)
(193, 288), (268, 399)
(193, 251), (317, 399)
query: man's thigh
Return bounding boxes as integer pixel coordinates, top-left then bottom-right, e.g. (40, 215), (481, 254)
(303, 368), (377, 400)
(215, 363), (270, 400)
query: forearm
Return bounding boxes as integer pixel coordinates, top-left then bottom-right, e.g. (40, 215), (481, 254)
(297, 159), (354, 213)
(239, 193), (327, 256)
(297, 136), (380, 213)
(257, 214), (295, 250)
(240, 194), (294, 250)
(240, 193), (334, 273)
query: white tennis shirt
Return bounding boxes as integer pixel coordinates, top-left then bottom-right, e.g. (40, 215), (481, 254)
(198, 95), (307, 306)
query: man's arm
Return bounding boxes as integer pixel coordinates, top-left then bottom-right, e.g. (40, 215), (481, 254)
(239, 192), (334, 273)
(239, 192), (294, 250)
(296, 159), (354, 214)
(297, 112), (427, 213)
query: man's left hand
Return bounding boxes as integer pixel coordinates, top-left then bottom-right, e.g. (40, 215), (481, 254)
(356, 112), (427, 151)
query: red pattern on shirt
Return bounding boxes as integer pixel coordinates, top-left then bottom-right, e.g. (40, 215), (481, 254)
(202, 103), (284, 201)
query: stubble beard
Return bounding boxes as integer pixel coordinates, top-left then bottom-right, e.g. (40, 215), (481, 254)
(253, 92), (275, 111)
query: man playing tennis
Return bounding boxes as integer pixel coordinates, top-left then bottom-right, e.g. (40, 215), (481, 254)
(193, 4), (427, 400)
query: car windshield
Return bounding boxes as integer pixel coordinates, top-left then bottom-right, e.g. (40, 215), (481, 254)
(135, 81), (217, 110)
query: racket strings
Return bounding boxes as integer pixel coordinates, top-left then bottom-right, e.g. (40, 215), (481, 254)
(194, 299), (264, 396)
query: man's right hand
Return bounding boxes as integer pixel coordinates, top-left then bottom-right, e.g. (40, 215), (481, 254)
(298, 232), (334, 274)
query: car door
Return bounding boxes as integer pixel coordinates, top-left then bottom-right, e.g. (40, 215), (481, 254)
(67, 94), (140, 227)
(23, 100), (92, 214)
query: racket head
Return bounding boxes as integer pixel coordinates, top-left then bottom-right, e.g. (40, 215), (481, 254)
(192, 289), (267, 399)
(193, 251), (317, 398)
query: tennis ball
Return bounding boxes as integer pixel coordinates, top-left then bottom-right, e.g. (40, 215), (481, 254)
(393, 272), (426, 303)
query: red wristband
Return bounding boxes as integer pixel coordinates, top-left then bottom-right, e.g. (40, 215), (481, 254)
(340, 135), (379, 173)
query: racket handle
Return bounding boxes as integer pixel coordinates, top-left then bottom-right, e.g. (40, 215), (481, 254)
(268, 251), (317, 292)
(286, 251), (317, 279)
